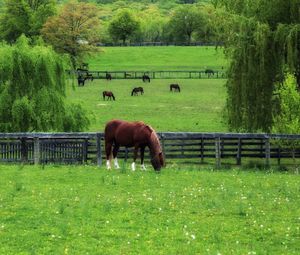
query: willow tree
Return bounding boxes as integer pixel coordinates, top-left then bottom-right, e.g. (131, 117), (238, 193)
(0, 35), (89, 132)
(220, 0), (300, 132)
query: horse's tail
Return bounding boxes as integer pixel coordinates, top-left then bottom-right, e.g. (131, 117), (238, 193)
(112, 93), (115, 100)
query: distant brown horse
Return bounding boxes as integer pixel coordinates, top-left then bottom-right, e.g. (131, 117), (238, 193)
(104, 120), (165, 171)
(131, 87), (144, 96)
(170, 84), (180, 92)
(103, 91), (115, 100)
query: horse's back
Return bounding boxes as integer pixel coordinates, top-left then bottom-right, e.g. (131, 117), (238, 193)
(105, 120), (150, 146)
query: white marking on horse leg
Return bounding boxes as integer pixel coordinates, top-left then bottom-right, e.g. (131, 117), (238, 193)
(114, 158), (120, 169)
(131, 162), (136, 171)
(106, 160), (111, 170)
(141, 164), (147, 171)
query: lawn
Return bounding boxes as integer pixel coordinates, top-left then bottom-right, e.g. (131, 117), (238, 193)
(86, 46), (227, 71)
(0, 165), (299, 254)
(66, 78), (227, 132)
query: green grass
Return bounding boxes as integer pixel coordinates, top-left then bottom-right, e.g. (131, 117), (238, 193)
(87, 46), (227, 71)
(0, 165), (299, 254)
(66, 78), (227, 132)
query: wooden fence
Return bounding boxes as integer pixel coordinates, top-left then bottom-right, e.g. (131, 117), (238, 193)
(74, 70), (227, 80)
(1, 132), (300, 167)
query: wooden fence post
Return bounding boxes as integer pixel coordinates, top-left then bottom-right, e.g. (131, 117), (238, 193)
(21, 137), (28, 163)
(215, 137), (221, 168)
(34, 137), (40, 165)
(265, 138), (270, 167)
(237, 138), (242, 165)
(96, 133), (102, 167)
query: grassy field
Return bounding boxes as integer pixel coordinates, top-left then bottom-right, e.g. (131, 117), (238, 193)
(67, 78), (227, 132)
(86, 46), (227, 71)
(0, 165), (299, 254)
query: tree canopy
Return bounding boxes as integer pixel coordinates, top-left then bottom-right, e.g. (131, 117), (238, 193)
(0, 36), (89, 132)
(0, 0), (56, 42)
(108, 10), (140, 44)
(41, 0), (100, 69)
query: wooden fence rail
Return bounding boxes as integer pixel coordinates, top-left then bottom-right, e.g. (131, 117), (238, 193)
(72, 70), (227, 80)
(1, 132), (300, 167)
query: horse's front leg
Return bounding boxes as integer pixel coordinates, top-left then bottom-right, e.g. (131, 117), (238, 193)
(105, 141), (112, 170)
(112, 144), (120, 169)
(140, 146), (146, 171)
(132, 145), (139, 171)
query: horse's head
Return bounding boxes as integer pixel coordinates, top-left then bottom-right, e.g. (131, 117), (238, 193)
(151, 152), (165, 171)
(148, 128), (165, 171)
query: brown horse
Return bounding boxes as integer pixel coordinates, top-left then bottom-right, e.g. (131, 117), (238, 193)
(104, 120), (165, 171)
(170, 84), (180, 92)
(131, 87), (144, 96)
(103, 91), (115, 100)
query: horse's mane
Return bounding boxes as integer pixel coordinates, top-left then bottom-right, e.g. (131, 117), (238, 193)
(146, 125), (161, 153)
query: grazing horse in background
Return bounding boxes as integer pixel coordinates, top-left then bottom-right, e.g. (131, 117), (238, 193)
(142, 74), (151, 83)
(103, 91), (115, 101)
(205, 69), (214, 77)
(104, 120), (165, 171)
(131, 87), (144, 96)
(106, 72), (112, 80)
(77, 76), (88, 86)
(170, 84), (180, 92)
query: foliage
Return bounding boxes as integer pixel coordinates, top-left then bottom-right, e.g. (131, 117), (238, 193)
(108, 10), (140, 44)
(0, 35), (89, 132)
(221, 0), (300, 132)
(41, 0), (100, 69)
(0, 165), (299, 254)
(166, 5), (206, 43)
(272, 74), (300, 134)
(0, 0), (56, 42)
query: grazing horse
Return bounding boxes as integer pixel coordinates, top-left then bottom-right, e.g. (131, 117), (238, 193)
(104, 120), (165, 171)
(106, 73), (112, 80)
(77, 76), (87, 86)
(205, 69), (214, 77)
(142, 74), (151, 82)
(131, 87), (144, 96)
(103, 91), (115, 101)
(170, 84), (180, 92)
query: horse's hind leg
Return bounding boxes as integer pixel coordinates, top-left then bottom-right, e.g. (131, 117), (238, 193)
(112, 144), (120, 169)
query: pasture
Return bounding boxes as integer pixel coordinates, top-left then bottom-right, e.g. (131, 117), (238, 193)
(66, 79), (227, 132)
(86, 46), (227, 71)
(0, 165), (299, 254)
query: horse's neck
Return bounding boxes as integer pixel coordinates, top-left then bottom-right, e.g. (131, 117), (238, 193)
(148, 131), (161, 156)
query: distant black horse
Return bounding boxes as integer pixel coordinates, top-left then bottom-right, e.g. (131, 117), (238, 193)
(131, 87), (144, 96)
(142, 74), (151, 83)
(78, 76), (88, 86)
(170, 84), (180, 92)
(106, 73), (112, 80)
(205, 69), (214, 77)
(103, 91), (115, 101)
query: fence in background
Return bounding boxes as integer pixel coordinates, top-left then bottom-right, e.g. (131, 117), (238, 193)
(1, 132), (300, 167)
(74, 70), (227, 80)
